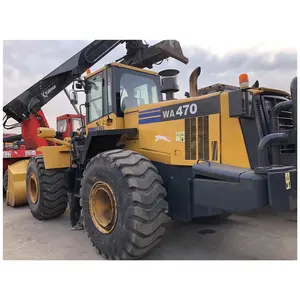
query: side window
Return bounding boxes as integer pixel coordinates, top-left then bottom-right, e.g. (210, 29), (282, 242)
(87, 73), (103, 122)
(57, 119), (67, 132)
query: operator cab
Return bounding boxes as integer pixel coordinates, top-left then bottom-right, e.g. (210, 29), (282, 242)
(56, 114), (86, 140)
(85, 63), (162, 124)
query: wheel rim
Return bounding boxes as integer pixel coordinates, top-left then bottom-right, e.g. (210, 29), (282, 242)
(29, 173), (39, 204)
(89, 181), (117, 234)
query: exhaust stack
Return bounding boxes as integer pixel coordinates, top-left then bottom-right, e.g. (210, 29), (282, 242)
(189, 67), (201, 97)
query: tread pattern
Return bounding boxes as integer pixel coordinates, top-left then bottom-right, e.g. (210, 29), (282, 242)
(81, 149), (170, 260)
(3, 170), (8, 192)
(27, 155), (68, 220)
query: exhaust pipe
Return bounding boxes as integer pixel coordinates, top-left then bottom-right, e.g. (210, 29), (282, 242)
(270, 101), (293, 132)
(189, 67), (201, 97)
(256, 132), (289, 171)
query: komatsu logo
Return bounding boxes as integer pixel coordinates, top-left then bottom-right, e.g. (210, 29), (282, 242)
(42, 85), (56, 98)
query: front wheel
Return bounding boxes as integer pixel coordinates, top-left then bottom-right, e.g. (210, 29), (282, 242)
(81, 149), (170, 260)
(26, 156), (69, 220)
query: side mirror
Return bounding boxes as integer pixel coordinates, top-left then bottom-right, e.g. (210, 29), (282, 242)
(69, 90), (78, 105)
(76, 82), (83, 89)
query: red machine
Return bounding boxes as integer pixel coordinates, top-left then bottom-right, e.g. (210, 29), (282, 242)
(56, 114), (86, 140)
(3, 110), (84, 193)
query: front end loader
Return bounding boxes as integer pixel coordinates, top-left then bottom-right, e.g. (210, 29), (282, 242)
(4, 39), (297, 260)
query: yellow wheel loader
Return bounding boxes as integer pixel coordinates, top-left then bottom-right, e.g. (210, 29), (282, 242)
(3, 40), (297, 259)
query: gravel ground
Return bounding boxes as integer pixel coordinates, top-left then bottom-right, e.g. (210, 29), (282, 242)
(3, 204), (297, 260)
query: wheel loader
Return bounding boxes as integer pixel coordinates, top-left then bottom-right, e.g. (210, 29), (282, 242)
(3, 40), (297, 259)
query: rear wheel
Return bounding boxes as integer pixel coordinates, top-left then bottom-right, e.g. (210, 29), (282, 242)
(3, 170), (8, 196)
(26, 156), (68, 220)
(81, 149), (170, 260)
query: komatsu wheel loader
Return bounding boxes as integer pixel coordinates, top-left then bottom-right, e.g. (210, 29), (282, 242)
(3, 40), (297, 259)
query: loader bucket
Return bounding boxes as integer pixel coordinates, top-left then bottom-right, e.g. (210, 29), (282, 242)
(6, 160), (29, 207)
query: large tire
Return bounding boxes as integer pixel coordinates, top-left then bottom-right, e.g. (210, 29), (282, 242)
(3, 170), (8, 194)
(26, 155), (68, 220)
(81, 149), (170, 260)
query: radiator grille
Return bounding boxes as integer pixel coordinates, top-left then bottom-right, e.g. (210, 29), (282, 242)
(185, 116), (210, 161)
(198, 116), (209, 160)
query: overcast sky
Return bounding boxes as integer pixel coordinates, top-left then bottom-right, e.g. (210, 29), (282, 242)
(2, 40), (297, 132)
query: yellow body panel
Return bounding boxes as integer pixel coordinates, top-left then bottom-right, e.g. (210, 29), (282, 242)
(208, 114), (221, 163)
(86, 114), (124, 132)
(37, 127), (56, 138)
(123, 113), (221, 166)
(122, 93), (223, 166)
(6, 159), (29, 207)
(124, 108), (139, 128)
(38, 145), (71, 169)
(219, 93), (250, 168)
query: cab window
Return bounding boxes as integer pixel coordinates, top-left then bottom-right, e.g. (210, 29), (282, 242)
(57, 119), (67, 132)
(120, 71), (160, 111)
(72, 118), (82, 131)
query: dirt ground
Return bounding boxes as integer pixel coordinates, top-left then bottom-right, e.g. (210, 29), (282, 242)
(3, 204), (297, 260)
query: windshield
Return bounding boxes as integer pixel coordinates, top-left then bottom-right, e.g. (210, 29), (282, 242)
(120, 71), (161, 111)
(57, 119), (67, 132)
